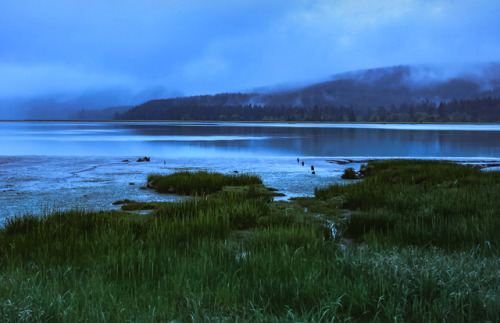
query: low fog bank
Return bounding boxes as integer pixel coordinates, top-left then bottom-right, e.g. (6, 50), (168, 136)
(331, 63), (500, 91)
(0, 87), (183, 120)
(1, 63), (499, 120)
(255, 62), (500, 109)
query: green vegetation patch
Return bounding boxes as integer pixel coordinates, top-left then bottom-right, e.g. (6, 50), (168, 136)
(222, 184), (285, 198)
(316, 159), (500, 251)
(1, 167), (499, 321)
(291, 196), (341, 216)
(147, 170), (262, 195)
(0, 175), (340, 321)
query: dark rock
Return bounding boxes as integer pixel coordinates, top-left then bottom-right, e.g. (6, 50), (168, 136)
(312, 171), (315, 175)
(311, 165), (314, 170)
(113, 199), (134, 205)
(297, 158), (300, 163)
(122, 159), (129, 162)
(233, 170), (238, 173)
(326, 159), (350, 165)
(301, 161), (304, 166)
(137, 156), (151, 162)
(129, 182), (135, 185)
(139, 186), (147, 190)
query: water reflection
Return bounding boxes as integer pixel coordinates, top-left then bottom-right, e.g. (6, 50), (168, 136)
(0, 121), (499, 158)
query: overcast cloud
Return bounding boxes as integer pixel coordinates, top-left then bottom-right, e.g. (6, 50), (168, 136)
(1, 0), (499, 102)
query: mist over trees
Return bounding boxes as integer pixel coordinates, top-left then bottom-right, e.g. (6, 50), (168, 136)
(113, 64), (500, 123)
(5, 64), (498, 122)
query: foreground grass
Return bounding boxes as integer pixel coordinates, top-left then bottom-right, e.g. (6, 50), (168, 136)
(0, 167), (499, 321)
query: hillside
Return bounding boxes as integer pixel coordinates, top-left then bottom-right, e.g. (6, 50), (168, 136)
(259, 64), (500, 108)
(116, 64), (500, 122)
(70, 106), (132, 120)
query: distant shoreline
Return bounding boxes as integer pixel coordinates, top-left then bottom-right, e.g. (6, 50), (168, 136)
(1, 119), (500, 125)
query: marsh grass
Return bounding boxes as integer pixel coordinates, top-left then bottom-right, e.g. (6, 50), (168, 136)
(147, 171), (262, 195)
(0, 167), (499, 321)
(316, 160), (500, 252)
(291, 196), (341, 216)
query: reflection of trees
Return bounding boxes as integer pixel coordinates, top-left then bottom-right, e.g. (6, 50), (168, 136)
(123, 124), (500, 158)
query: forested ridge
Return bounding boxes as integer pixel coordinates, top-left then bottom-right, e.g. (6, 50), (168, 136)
(116, 97), (500, 122)
(115, 65), (500, 122)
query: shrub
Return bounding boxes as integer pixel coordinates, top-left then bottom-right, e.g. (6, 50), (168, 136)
(341, 167), (358, 179)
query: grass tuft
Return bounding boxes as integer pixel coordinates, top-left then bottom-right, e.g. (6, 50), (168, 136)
(147, 171), (262, 195)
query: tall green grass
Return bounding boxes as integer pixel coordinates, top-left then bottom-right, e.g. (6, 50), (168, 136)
(316, 159), (500, 251)
(1, 219), (498, 321)
(0, 167), (498, 321)
(147, 171), (262, 195)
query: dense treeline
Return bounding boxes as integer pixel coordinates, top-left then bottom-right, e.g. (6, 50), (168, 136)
(115, 97), (500, 122)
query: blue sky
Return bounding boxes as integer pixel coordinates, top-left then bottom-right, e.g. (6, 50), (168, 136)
(1, 0), (499, 101)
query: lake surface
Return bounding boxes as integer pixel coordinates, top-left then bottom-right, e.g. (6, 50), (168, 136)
(2, 121), (500, 158)
(1, 121), (500, 223)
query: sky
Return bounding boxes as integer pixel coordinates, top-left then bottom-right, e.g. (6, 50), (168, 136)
(1, 0), (500, 108)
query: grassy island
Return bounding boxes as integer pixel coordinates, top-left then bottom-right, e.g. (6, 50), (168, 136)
(0, 164), (498, 321)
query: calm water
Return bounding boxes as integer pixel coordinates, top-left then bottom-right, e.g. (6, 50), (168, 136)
(1, 121), (500, 158)
(1, 121), (499, 222)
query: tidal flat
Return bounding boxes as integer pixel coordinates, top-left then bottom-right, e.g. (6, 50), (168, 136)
(3, 120), (500, 223)
(0, 155), (348, 224)
(0, 161), (498, 321)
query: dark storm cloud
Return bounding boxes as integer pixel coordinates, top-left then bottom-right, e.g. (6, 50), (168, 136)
(0, 0), (499, 102)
